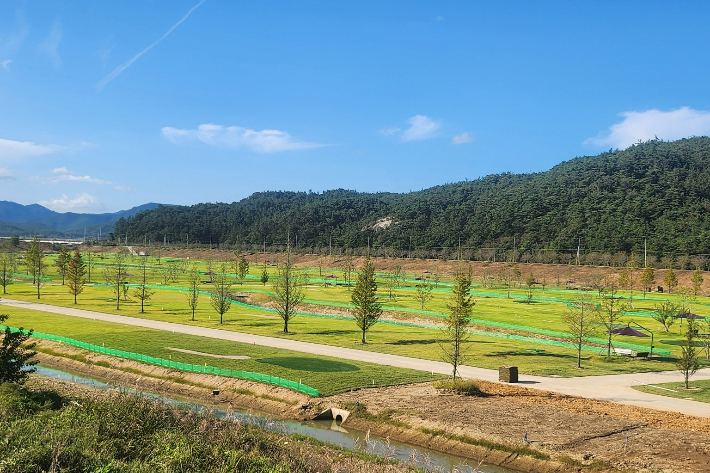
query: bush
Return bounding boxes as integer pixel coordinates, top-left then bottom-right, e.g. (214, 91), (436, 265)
(432, 379), (487, 397)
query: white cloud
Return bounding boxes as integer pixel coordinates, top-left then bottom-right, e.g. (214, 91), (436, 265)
(451, 132), (475, 145)
(31, 167), (111, 185)
(0, 138), (66, 159)
(38, 193), (102, 213)
(97, 0), (207, 90)
(586, 107), (710, 149)
(0, 167), (14, 180)
(161, 123), (324, 153)
(1, 60), (11, 71)
(401, 115), (440, 142)
(38, 18), (62, 68)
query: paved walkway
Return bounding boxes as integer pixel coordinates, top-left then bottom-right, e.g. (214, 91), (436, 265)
(4, 299), (710, 417)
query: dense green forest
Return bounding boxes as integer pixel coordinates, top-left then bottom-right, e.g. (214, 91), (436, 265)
(114, 137), (710, 262)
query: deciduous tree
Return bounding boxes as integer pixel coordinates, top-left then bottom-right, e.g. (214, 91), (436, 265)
(562, 292), (597, 368)
(272, 254), (308, 333)
(678, 317), (701, 389)
(133, 255), (154, 313)
(0, 253), (17, 294)
(260, 265), (269, 286)
(597, 283), (627, 357)
(415, 280), (434, 310)
(210, 263), (233, 325)
(186, 269), (200, 321)
(104, 252), (129, 310)
(652, 301), (680, 333)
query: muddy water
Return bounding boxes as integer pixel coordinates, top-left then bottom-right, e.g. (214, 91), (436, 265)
(35, 366), (518, 473)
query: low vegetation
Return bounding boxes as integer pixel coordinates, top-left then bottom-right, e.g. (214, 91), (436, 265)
(0, 382), (413, 473)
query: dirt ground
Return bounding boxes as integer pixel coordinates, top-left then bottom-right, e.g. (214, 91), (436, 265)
(32, 339), (710, 473)
(90, 246), (710, 295)
(331, 382), (710, 473)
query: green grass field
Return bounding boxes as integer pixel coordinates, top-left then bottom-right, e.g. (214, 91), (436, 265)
(2, 306), (441, 396)
(3, 251), (708, 382)
(633, 379), (710, 403)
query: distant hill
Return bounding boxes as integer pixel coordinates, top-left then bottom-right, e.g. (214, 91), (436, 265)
(114, 137), (710, 258)
(0, 202), (162, 238)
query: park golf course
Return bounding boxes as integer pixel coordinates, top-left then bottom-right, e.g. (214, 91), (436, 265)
(2, 245), (710, 391)
(5, 244), (710, 472)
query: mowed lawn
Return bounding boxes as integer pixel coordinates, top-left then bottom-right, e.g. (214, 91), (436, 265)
(3, 253), (707, 378)
(2, 306), (441, 396)
(633, 379), (710, 404)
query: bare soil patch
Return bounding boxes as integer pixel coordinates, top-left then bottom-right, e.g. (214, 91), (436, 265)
(331, 382), (710, 473)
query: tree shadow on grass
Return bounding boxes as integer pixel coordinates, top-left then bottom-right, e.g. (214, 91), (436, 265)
(387, 339), (438, 346)
(484, 350), (571, 360)
(305, 330), (358, 336)
(257, 357), (360, 372)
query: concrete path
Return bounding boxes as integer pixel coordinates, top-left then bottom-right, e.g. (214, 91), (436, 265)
(4, 298), (710, 417)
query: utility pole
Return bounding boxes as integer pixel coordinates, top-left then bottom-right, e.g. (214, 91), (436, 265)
(576, 238), (581, 265)
(644, 237), (647, 267)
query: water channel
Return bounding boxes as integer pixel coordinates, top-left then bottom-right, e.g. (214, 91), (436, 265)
(36, 366), (518, 473)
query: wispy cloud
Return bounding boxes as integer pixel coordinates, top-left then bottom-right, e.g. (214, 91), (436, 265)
(0, 9), (28, 58)
(379, 127), (400, 136)
(97, 0), (207, 90)
(451, 132), (475, 145)
(0, 138), (66, 159)
(161, 123), (325, 153)
(1, 60), (11, 71)
(38, 18), (63, 68)
(0, 167), (15, 180)
(401, 115), (440, 142)
(586, 107), (710, 149)
(39, 193), (102, 213)
(30, 167), (111, 185)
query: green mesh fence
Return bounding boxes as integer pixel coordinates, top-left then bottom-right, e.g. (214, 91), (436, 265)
(2, 325), (318, 396)
(90, 283), (670, 357)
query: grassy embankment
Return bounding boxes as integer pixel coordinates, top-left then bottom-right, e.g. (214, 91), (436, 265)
(3, 252), (707, 378)
(0, 381), (412, 473)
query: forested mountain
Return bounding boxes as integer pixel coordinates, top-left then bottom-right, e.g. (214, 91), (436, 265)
(0, 202), (162, 238)
(114, 138), (710, 258)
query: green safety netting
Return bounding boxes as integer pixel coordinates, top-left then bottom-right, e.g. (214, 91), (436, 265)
(1, 325), (318, 396)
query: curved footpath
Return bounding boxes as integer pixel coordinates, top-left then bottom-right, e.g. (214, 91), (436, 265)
(3, 298), (710, 417)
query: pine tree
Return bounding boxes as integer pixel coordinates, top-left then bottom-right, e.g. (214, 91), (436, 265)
(237, 255), (250, 285)
(55, 246), (71, 285)
(66, 249), (86, 304)
(440, 269), (475, 380)
(692, 267), (704, 296)
(351, 256), (382, 344)
(640, 264), (655, 298)
(664, 267), (678, 294)
(0, 314), (38, 384)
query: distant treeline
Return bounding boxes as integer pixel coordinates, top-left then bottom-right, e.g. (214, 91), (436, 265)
(114, 137), (710, 264)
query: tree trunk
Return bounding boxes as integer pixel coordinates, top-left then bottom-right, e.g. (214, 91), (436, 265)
(361, 328), (366, 344)
(284, 318), (289, 333)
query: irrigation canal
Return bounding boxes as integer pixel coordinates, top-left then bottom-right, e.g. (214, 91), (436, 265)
(35, 366), (517, 473)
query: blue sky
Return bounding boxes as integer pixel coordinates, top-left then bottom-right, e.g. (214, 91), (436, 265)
(2, 1), (710, 213)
